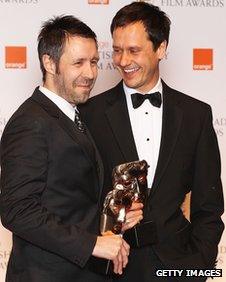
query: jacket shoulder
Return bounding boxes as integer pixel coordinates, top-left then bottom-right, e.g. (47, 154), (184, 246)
(164, 82), (211, 113)
(79, 82), (122, 113)
(2, 93), (51, 139)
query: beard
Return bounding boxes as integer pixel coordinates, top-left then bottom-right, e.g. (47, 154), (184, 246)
(54, 74), (95, 105)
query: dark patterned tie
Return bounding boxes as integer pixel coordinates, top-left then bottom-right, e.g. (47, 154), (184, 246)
(74, 109), (85, 132)
(131, 92), (162, 109)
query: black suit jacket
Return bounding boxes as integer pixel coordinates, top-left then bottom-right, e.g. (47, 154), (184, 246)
(0, 88), (110, 282)
(80, 81), (224, 280)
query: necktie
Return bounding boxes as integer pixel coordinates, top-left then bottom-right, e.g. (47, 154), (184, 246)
(131, 92), (162, 109)
(74, 110), (85, 132)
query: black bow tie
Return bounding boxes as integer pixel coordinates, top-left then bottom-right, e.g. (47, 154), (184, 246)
(131, 92), (162, 109)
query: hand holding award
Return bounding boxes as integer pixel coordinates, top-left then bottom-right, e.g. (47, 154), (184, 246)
(90, 160), (149, 275)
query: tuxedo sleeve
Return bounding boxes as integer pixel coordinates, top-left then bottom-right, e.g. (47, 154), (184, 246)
(0, 114), (96, 267)
(190, 105), (224, 268)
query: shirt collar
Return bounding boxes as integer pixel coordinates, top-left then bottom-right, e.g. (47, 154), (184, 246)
(39, 86), (77, 122)
(123, 77), (162, 96)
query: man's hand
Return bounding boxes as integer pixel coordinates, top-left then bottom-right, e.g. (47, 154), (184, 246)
(92, 235), (130, 275)
(92, 234), (122, 260)
(122, 202), (143, 232)
(113, 239), (130, 274)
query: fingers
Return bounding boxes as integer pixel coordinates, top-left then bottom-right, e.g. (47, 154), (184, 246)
(130, 202), (143, 211)
(126, 209), (143, 223)
(113, 251), (123, 274)
(122, 209), (143, 231)
(127, 202), (143, 221)
(113, 257), (119, 274)
(113, 241), (130, 274)
(93, 235), (131, 275)
(126, 202), (143, 225)
(122, 239), (130, 257)
(121, 240), (129, 268)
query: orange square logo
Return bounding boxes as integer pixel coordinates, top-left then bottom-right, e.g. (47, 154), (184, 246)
(88, 0), (109, 4)
(193, 48), (213, 70)
(5, 46), (27, 69)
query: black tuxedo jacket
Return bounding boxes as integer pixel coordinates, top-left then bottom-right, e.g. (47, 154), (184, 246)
(80, 81), (224, 280)
(0, 88), (110, 282)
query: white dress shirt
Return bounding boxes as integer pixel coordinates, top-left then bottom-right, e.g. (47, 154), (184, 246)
(39, 86), (77, 121)
(124, 78), (163, 188)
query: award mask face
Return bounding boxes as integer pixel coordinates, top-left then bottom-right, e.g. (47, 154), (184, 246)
(100, 160), (149, 235)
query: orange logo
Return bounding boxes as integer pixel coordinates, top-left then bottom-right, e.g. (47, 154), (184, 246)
(5, 46), (27, 69)
(193, 48), (213, 70)
(88, 0), (109, 4)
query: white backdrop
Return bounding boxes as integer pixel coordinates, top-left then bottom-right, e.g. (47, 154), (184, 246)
(0, 0), (225, 280)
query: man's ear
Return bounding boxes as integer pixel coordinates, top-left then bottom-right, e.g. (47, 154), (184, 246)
(42, 54), (56, 76)
(157, 40), (167, 60)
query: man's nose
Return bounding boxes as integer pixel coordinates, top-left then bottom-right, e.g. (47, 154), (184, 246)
(119, 52), (131, 67)
(83, 62), (96, 79)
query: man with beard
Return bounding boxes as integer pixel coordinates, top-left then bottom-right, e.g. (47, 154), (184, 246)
(80, 2), (224, 281)
(0, 15), (142, 282)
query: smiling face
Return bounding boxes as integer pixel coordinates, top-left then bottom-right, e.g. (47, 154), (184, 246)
(112, 21), (166, 93)
(44, 35), (99, 106)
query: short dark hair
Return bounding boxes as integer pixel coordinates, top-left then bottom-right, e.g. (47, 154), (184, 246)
(110, 2), (171, 51)
(38, 15), (97, 82)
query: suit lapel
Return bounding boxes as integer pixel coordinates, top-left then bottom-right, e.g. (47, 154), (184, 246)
(57, 112), (104, 196)
(150, 81), (183, 197)
(105, 81), (183, 198)
(31, 88), (103, 195)
(105, 82), (139, 162)
(84, 125), (104, 192)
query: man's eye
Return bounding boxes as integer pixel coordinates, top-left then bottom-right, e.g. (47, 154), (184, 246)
(130, 49), (139, 54)
(91, 60), (98, 65)
(74, 61), (82, 66)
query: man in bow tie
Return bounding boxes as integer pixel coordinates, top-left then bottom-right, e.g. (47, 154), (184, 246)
(80, 2), (224, 281)
(0, 15), (144, 282)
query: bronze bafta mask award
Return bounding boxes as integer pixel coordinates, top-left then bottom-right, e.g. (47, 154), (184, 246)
(96, 160), (149, 275)
(100, 160), (149, 236)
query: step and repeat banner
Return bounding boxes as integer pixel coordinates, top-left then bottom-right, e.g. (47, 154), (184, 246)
(0, 0), (225, 280)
